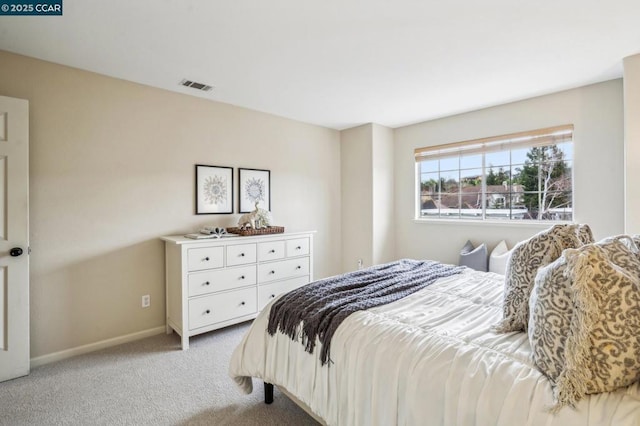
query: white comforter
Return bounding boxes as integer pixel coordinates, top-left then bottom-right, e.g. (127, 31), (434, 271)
(229, 269), (640, 425)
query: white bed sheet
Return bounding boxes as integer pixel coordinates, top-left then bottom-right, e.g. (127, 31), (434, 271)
(229, 269), (640, 425)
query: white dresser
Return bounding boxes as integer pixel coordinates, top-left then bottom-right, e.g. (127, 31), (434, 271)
(161, 231), (314, 349)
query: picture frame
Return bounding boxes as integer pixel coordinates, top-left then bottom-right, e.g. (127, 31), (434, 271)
(195, 164), (234, 214)
(239, 168), (271, 213)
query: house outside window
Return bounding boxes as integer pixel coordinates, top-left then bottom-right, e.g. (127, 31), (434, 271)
(415, 125), (574, 222)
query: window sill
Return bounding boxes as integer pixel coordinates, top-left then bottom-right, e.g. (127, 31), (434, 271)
(412, 218), (572, 228)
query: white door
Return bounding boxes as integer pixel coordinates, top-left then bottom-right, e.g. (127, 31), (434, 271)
(0, 95), (30, 382)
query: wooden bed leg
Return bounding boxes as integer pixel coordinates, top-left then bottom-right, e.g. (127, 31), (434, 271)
(264, 382), (274, 404)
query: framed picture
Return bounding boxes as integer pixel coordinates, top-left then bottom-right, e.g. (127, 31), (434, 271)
(239, 168), (270, 213)
(195, 164), (233, 214)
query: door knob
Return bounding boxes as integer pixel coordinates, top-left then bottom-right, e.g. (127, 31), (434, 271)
(10, 247), (23, 257)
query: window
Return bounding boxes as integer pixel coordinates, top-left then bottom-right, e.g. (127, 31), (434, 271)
(415, 125), (574, 221)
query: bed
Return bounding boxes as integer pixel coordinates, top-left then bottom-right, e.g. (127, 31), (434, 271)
(229, 262), (640, 425)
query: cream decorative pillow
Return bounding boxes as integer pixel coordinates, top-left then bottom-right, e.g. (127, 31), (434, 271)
(494, 224), (582, 333)
(554, 244), (640, 409)
(489, 240), (511, 275)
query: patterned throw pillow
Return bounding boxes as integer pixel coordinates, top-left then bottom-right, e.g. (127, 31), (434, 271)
(553, 243), (640, 409)
(494, 224), (583, 333)
(596, 235), (640, 275)
(489, 240), (511, 275)
(577, 224), (594, 245)
(529, 236), (639, 389)
(458, 240), (488, 272)
(528, 254), (573, 382)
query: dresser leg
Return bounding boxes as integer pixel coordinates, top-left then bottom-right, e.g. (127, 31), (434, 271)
(264, 382), (274, 404)
(181, 335), (189, 350)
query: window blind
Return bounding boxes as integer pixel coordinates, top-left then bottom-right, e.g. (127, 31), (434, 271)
(414, 124), (574, 162)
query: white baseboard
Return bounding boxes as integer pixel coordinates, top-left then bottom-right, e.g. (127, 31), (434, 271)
(30, 326), (166, 368)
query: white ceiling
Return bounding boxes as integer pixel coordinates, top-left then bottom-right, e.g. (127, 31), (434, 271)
(1, 1), (639, 130)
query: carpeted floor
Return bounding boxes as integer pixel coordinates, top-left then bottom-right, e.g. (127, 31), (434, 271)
(0, 322), (319, 425)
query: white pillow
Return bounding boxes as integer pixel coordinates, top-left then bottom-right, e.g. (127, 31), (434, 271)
(489, 240), (511, 275)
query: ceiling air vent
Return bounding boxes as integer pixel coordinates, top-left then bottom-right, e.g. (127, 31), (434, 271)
(180, 79), (214, 92)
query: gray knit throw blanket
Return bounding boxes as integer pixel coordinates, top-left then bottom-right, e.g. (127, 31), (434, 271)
(267, 259), (464, 365)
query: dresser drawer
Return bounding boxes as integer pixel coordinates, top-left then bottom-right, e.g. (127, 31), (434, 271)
(286, 238), (309, 257)
(188, 246), (224, 271)
(226, 243), (257, 267)
(258, 257), (310, 283)
(258, 276), (310, 310)
(188, 287), (257, 330)
(188, 265), (256, 297)
(257, 241), (285, 261)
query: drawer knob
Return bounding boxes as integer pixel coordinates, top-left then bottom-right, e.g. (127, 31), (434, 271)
(270, 294), (276, 298)
(240, 275), (245, 280)
(240, 301), (246, 306)
(205, 309), (210, 314)
(204, 281), (210, 286)
(269, 249), (275, 253)
(269, 270), (275, 274)
(296, 246), (301, 250)
(240, 253), (245, 257)
(204, 257), (210, 261)
(296, 266), (302, 270)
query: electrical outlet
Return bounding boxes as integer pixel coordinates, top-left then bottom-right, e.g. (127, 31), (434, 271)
(357, 259), (363, 270)
(141, 294), (151, 308)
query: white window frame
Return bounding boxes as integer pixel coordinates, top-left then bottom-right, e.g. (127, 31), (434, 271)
(414, 125), (574, 223)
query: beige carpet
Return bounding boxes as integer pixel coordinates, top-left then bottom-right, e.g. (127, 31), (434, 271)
(0, 322), (319, 425)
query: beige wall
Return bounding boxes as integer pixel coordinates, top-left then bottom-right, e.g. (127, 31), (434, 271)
(0, 50), (342, 358)
(371, 124), (395, 265)
(340, 123), (395, 272)
(624, 54), (640, 234)
(393, 80), (625, 264)
(340, 124), (373, 271)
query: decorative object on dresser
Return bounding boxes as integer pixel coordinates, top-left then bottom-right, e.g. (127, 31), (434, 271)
(161, 231), (314, 349)
(253, 202), (273, 228)
(239, 168), (270, 213)
(237, 205), (260, 230)
(237, 201), (275, 229)
(195, 164), (234, 214)
(200, 226), (228, 237)
(184, 227), (235, 240)
(227, 226), (285, 236)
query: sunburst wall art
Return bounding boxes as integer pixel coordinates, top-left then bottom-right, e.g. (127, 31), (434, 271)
(239, 168), (271, 213)
(195, 164), (233, 214)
